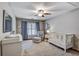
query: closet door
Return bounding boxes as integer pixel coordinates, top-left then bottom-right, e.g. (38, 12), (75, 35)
(21, 21), (28, 40)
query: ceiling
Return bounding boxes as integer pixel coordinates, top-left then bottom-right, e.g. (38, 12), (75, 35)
(9, 2), (79, 20)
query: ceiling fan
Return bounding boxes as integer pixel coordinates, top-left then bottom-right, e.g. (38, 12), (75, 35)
(34, 9), (51, 17)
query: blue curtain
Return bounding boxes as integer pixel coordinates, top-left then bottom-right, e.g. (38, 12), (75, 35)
(21, 21), (28, 40)
(36, 22), (40, 31)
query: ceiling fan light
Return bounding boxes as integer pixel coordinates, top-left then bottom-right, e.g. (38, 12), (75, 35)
(38, 13), (42, 16)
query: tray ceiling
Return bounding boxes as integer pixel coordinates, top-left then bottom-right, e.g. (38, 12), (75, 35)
(8, 2), (79, 20)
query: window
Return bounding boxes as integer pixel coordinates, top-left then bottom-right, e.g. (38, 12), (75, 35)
(27, 22), (32, 35)
(27, 22), (37, 36)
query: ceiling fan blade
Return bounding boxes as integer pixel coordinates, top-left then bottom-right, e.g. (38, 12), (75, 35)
(48, 8), (66, 12)
(44, 13), (51, 15)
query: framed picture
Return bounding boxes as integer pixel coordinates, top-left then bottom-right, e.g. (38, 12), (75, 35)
(3, 10), (12, 33)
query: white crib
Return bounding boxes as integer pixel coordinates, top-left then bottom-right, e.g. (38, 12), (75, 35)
(48, 32), (73, 52)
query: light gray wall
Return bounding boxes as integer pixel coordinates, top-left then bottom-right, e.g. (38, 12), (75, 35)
(47, 8), (79, 34)
(0, 9), (3, 33)
(0, 2), (16, 33)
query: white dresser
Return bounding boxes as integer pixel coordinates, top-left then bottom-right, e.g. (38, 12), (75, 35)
(1, 37), (22, 56)
(0, 33), (22, 56)
(0, 41), (1, 56)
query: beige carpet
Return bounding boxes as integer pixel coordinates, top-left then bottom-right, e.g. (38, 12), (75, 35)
(22, 40), (79, 56)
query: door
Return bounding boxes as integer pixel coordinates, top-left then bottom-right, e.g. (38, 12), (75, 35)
(21, 21), (28, 40)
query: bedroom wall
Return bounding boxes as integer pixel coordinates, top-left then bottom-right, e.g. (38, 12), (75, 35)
(0, 2), (16, 33)
(47, 8), (79, 34)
